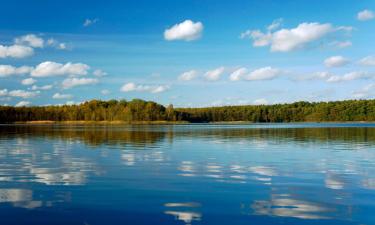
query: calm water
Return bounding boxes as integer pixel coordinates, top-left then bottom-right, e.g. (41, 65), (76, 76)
(0, 123), (375, 225)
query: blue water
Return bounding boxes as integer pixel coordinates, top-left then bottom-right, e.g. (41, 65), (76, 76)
(0, 123), (375, 225)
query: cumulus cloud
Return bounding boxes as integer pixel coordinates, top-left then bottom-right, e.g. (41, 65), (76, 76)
(229, 68), (248, 81)
(93, 69), (107, 77)
(7, 90), (39, 98)
(324, 56), (350, 67)
(229, 67), (281, 81)
(204, 67), (225, 81)
(327, 71), (372, 82)
(178, 70), (198, 81)
(247, 67), (281, 81)
(359, 56), (375, 66)
(164, 20), (203, 41)
(31, 61), (90, 77)
(83, 18), (99, 27)
(14, 34), (44, 48)
(31, 84), (53, 91)
(357, 9), (374, 21)
(120, 82), (169, 93)
(62, 78), (98, 89)
(0, 65), (33, 77)
(52, 93), (73, 99)
(241, 22), (350, 52)
(15, 101), (31, 107)
(0, 45), (34, 58)
(21, 78), (36, 86)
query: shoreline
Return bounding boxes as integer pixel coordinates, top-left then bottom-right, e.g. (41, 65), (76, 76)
(2, 120), (375, 125)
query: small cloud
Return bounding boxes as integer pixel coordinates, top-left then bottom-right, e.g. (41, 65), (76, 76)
(101, 89), (110, 95)
(31, 61), (90, 77)
(178, 70), (198, 81)
(0, 65), (33, 77)
(120, 82), (169, 93)
(31, 84), (53, 91)
(358, 56), (375, 66)
(241, 21), (351, 52)
(8, 90), (39, 98)
(229, 67), (248, 81)
(329, 41), (352, 49)
(253, 98), (269, 105)
(204, 67), (225, 81)
(15, 101), (31, 107)
(47, 38), (68, 50)
(247, 67), (281, 81)
(327, 71), (372, 82)
(52, 93), (73, 99)
(21, 78), (37, 86)
(93, 69), (108, 77)
(83, 18), (99, 27)
(357, 9), (374, 21)
(164, 20), (203, 41)
(62, 78), (98, 89)
(324, 56), (350, 67)
(14, 34), (44, 48)
(0, 45), (34, 58)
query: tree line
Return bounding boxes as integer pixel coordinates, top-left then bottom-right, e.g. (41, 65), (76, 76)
(1, 99), (375, 123)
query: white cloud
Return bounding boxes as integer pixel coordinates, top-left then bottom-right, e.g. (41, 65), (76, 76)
(8, 90), (39, 98)
(83, 18), (99, 27)
(357, 9), (374, 21)
(324, 56), (350, 67)
(352, 83), (375, 98)
(101, 89), (110, 95)
(46, 38), (67, 50)
(0, 45), (34, 58)
(164, 20), (203, 41)
(253, 98), (269, 105)
(62, 78), (98, 89)
(267, 18), (283, 31)
(327, 71), (372, 82)
(247, 67), (281, 81)
(120, 82), (169, 93)
(241, 22), (345, 52)
(359, 56), (375, 66)
(14, 34), (44, 48)
(15, 101), (31, 107)
(31, 61), (90, 77)
(0, 89), (8, 97)
(21, 78), (36, 86)
(330, 41), (352, 49)
(31, 84), (53, 91)
(229, 67), (248, 81)
(0, 65), (33, 77)
(52, 93), (73, 99)
(178, 70), (198, 81)
(204, 67), (225, 81)
(93, 69), (107, 77)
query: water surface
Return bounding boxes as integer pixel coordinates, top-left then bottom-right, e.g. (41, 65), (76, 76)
(0, 123), (375, 225)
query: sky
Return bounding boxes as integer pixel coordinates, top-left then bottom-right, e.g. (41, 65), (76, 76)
(0, 0), (375, 107)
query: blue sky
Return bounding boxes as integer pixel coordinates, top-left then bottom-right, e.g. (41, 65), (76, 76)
(0, 0), (375, 107)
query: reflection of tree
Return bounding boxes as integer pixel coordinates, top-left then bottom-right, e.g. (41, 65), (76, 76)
(0, 125), (166, 147)
(1, 125), (375, 147)
(173, 127), (375, 144)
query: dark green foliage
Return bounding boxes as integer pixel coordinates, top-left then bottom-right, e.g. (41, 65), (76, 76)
(1, 99), (375, 123)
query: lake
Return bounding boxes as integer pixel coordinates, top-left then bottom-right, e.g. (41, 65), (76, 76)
(0, 123), (374, 225)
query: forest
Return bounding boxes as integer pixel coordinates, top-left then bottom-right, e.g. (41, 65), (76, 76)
(1, 98), (375, 123)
